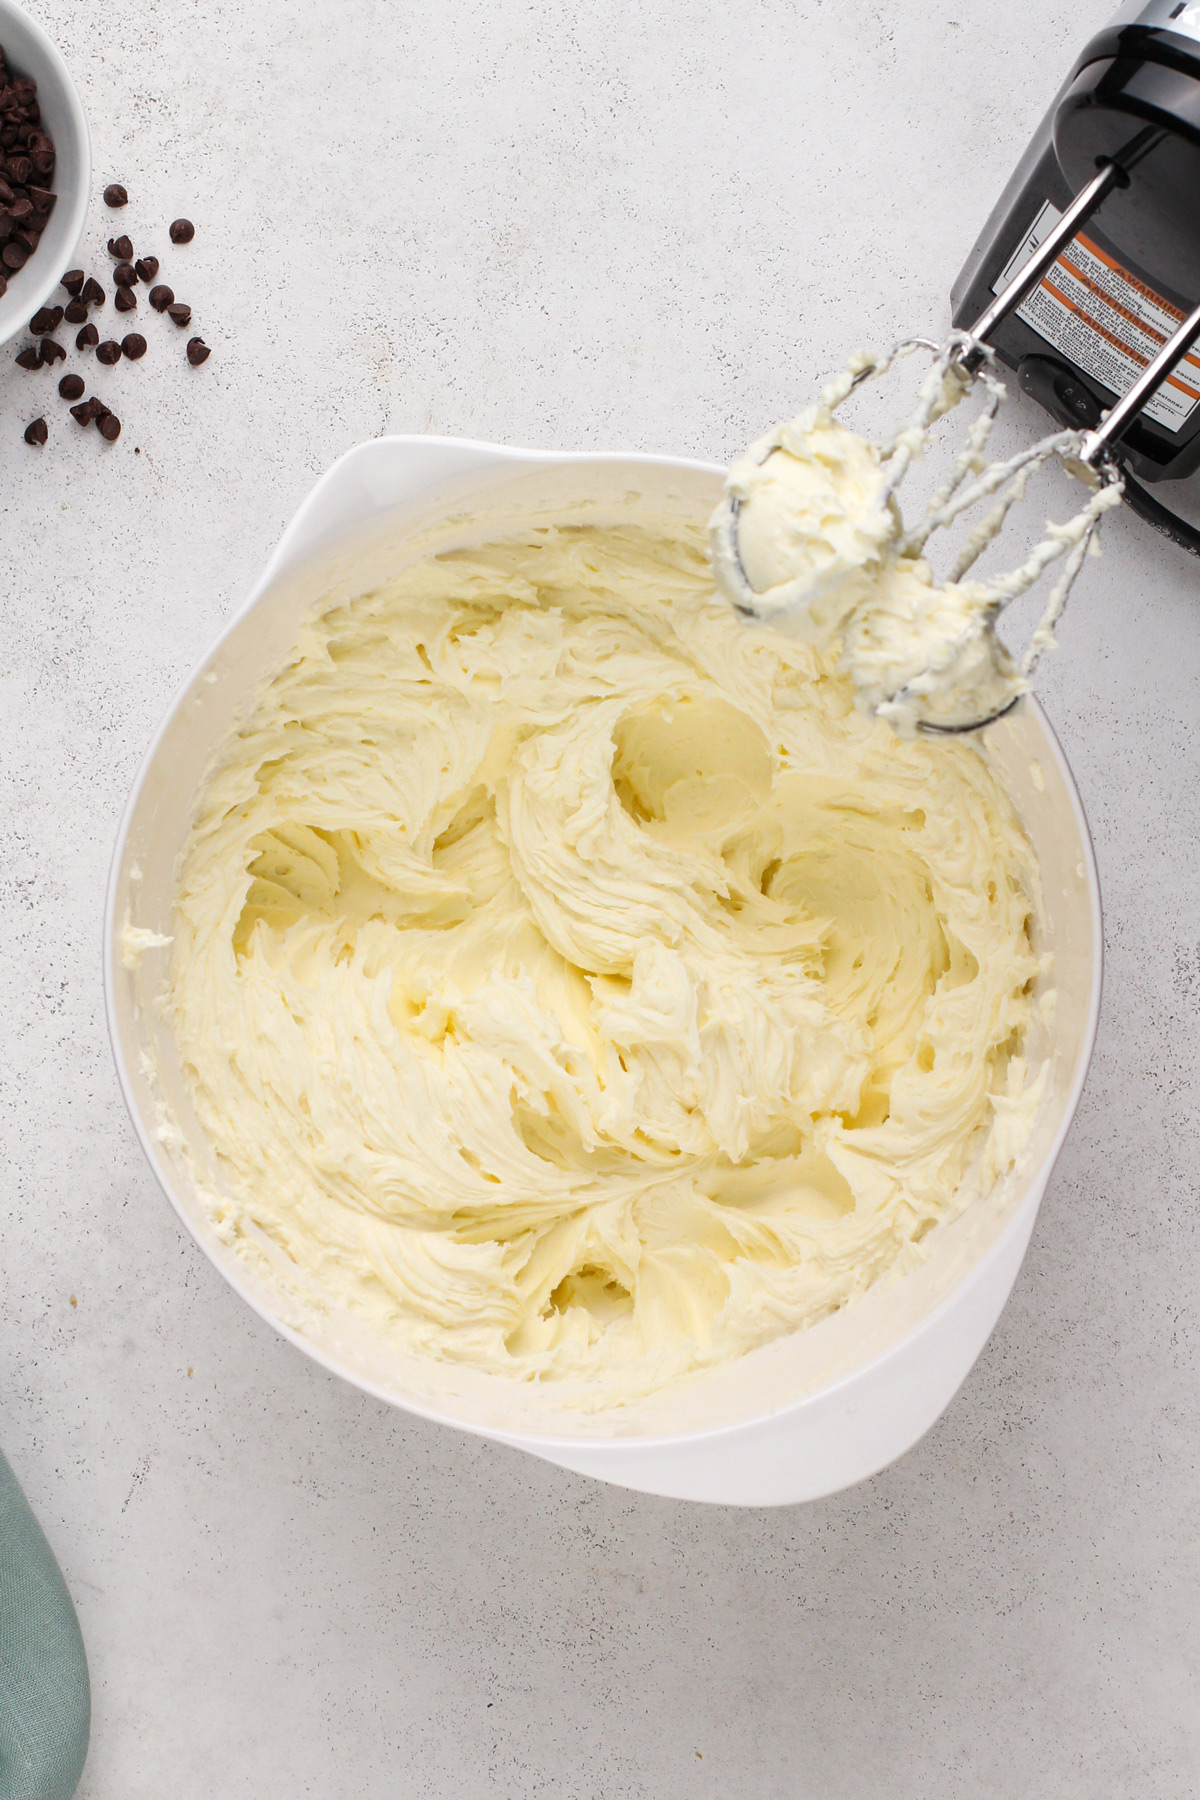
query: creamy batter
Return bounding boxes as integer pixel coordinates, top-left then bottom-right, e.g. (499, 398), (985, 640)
(167, 521), (1045, 1404)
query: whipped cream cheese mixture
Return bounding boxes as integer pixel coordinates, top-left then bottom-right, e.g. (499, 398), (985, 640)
(166, 521), (1045, 1404)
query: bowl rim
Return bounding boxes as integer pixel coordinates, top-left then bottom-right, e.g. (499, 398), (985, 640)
(102, 434), (1105, 1452)
(0, 0), (91, 348)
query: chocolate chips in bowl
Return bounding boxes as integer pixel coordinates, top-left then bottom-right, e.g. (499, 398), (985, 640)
(0, 42), (57, 301)
(0, 6), (90, 353)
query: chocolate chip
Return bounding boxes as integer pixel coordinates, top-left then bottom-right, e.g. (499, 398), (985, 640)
(112, 261), (137, 287)
(29, 304), (62, 335)
(29, 185), (55, 212)
(15, 226), (41, 254)
(0, 274), (7, 300)
(121, 332), (147, 360)
(95, 339), (122, 365)
(135, 255), (159, 283)
(81, 276), (106, 306)
(15, 345), (41, 369)
(169, 218), (195, 244)
(2, 241), (29, 269)
(38, 336), (65, 364)
(23, 416), (47, 445)
(167, 302), (191, 327)
(186, 336), (210, 365)
(98, 412), (121, 442)
(58, 371), (85, 400)
(103, 183), (128, 207)
(7, 195), (31, 220)
(5, 155), (31, 184)
(107, 234), (133, 260)
(114, 286), (136, 312)
(76, 322), (100, 350)
(69, 399), (95, 426)
(63, 299), (88, 324)
(149, 284), (174, 311)
(91, 399), (111, 420)
(62, 276), (88, 305)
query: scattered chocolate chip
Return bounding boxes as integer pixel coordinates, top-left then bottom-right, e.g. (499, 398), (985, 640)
(121, 332), (147, 360)
(135, 255), (159, 283)
(107, 234), (133, 260)
(76, 322), (100, 350)
(98, 412), (121, 442)
(38, 336), (65, 364)
(169, 218), (195, 244)
(91, 399), (111, 420)
(149, 284), (174, 311)
(29, 304), (63, 335)
(81, 276), (106, 306)
(112, 261), (137, 287)
(2, 241), (29, 269)
(63, 299), (88, 324)
(95, 339), (122, 365)
(23, 416), (47, 445)
(15, 345), (41, 369)
(70, 400), (95, 426)
(186, 336), (210, 365)
(167, 302), (191, 327)
(60, 268), (85, 295)
(114, 286), (137, 313)
(103, 183), (128, 207)
(58, 371), (85, 400)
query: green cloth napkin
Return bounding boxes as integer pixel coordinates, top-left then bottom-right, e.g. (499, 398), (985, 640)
(0, 1451), (90, 1800)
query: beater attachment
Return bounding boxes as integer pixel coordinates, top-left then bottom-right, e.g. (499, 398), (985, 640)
(714, 158), (1200, 733)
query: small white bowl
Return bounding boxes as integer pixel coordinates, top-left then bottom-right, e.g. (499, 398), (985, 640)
(105, 438), (1103, 1506)
(0, 0), (89, 348)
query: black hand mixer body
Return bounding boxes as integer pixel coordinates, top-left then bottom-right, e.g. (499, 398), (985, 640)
(952, 2), (1200, 544)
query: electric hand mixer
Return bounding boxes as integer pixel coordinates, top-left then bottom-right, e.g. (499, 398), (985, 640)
(713, 0), (1200, 732)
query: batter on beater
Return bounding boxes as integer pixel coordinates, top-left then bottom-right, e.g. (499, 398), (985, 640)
(711, 342), (1123, 734)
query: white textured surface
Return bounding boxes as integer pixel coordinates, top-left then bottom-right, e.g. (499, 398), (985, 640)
(0, 0), (1197, 1793)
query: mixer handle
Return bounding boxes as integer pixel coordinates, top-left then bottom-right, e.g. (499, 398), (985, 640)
(958, 128), (1200, 556)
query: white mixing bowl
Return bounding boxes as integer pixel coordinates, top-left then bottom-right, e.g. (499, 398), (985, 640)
(0, 0), (90, 349)
(104, 438), (1102, 1507)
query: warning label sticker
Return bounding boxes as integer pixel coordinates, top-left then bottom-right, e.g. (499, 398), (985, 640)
(994, 200), (1200, 434)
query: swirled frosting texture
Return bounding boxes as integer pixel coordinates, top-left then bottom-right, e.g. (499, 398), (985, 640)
(168, 522), (1044, 1404)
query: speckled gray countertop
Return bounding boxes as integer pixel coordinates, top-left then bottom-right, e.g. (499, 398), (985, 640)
(1, 0), (1197, 1793)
